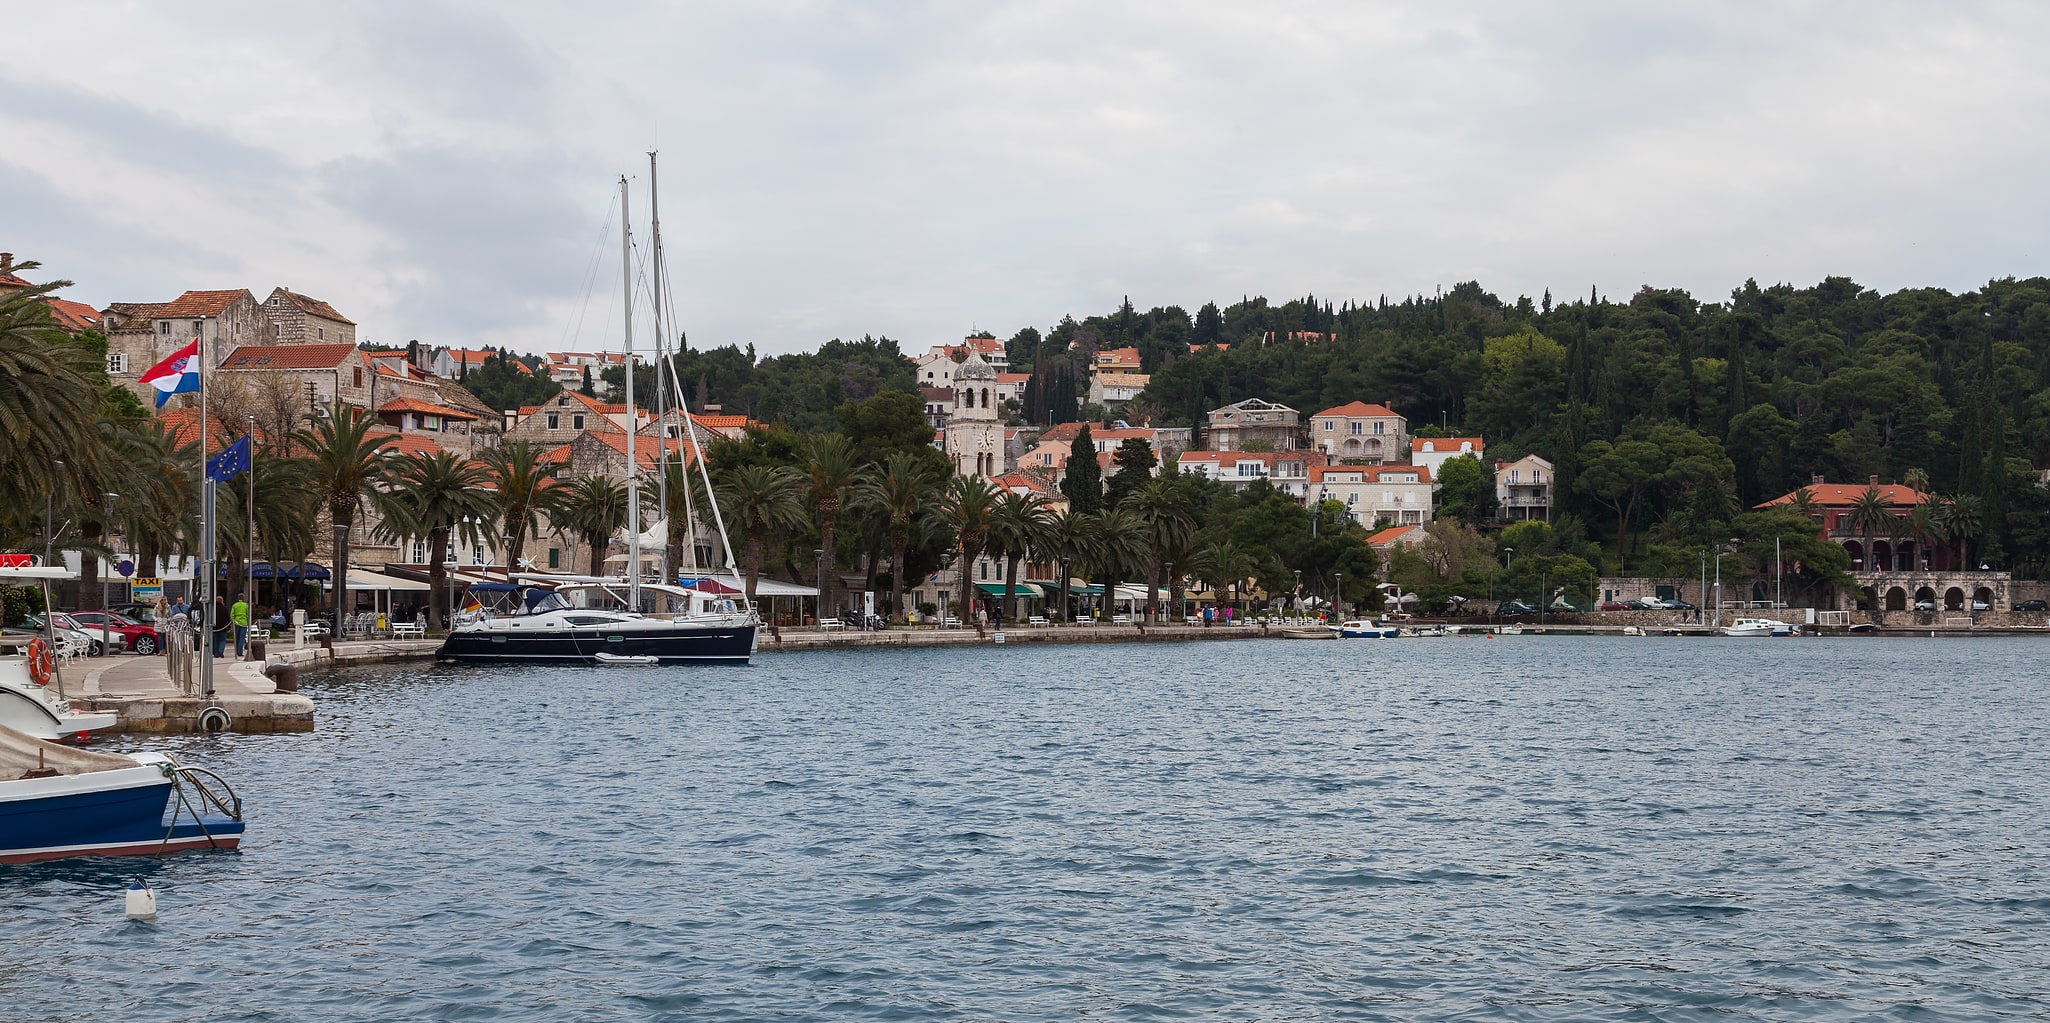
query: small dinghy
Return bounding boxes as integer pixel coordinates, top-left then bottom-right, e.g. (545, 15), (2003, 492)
(593, 652), (661, 666)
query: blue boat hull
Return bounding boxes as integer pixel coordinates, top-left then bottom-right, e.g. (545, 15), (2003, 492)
(0, 773), (244, 864)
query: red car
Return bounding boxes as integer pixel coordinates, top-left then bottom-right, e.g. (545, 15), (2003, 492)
(1598, 600), (1631, 611)
(63, 610), (161, 655)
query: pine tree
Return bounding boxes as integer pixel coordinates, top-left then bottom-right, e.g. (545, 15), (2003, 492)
(1062, 424), (1102, 514)
(580, 365), (595, 397)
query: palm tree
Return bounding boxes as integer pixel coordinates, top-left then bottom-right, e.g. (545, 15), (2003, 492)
(480, 440), (561, 570)
(986, 490), (1053, 622)
(801, 435), (858, 618)
(294, 406), (389, 633)
(114, 421), (198, 582)
(553, 474), (631, 577)
(1847, 486), (1892, 573)
(1935, 494), (1982, 570)
(1194, 540), (1259, 612)
(1905, 499), (1944, 572)
(715, 464), (803, 603)
(0, 261), (107, 502)
(1088, 507), (1148, 621)
(941, 475), (998, 623)
(1125, 477), (1195, 622)
(856, 452), (938, 623)
(1042, 508), (1093, 623)
(375, 452), (493, 631)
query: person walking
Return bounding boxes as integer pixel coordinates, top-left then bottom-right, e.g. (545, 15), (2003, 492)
(230, 594), (251, 658)
(211, 594), (230, 658)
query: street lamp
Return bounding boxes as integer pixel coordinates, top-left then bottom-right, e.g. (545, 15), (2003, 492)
(814, 548), (826, 625)
(98, 492), (119, 655)
(1334, 571), (1343, 621)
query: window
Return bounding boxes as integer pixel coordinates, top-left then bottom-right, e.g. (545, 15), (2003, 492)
(472, 542), (485, 565)
(106, 353), (127, 374)
(1510, 470), (1520, 483)
(275, 323), (282, 337)
(191, 320), (202, 337)
(424, 415), (441, 431)
(353, 367), (363, 388)
(410, 539), (427, 563)
(572, 414), (585, 430)
(317, 327), (325, 340)
(1323, 420), (1333, 431)
(159, 320), (171, 335)
(547, 547), (560, 568)
(1350, 421), (1362, 435)
(1373, 421), (1384, 435)
(547, 413), (560, 430)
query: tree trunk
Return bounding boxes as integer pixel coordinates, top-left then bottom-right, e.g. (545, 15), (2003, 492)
(427, 525), (449, 632)
(818, 506), (838, 619)
(745, 536), (764, 604)
(79, 522), (104, 611)
(1004, 552), (1022, 622)
(589, 533), (607, 577)
(1150, 542), (1166, 623)
(331, 512), (352, 636)
(891, 541), (909, 623)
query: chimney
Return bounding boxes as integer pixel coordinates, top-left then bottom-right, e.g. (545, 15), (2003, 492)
(703, 403), (722, 415)
(0, 253), (11, 274)
(1811, 474), (1825, 486)
(1869, 475), (1880, 487)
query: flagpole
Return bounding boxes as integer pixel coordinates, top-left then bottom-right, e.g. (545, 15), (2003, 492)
(247, 414), (256, 646)
(199, 327), (214, 698)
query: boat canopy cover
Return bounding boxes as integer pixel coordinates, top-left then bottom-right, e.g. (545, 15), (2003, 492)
(0, 721), (136, 777)
(677, 577), (742, 594)
(465, 582), (525, 593)
(521, 588), (571, 614)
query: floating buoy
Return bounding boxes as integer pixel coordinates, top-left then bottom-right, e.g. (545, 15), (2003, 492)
(125, 876), (157, 920)
(197, 706), (232, 733)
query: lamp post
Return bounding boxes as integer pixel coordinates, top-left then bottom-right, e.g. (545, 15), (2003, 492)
(98, 492), (118, 656)
(1495, 546), (1514, 628)
(1334, 571), (1343, 621)
(814, 548), (825, 625)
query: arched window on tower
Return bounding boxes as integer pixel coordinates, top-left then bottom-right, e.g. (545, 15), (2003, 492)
(982, 388), (991, 408)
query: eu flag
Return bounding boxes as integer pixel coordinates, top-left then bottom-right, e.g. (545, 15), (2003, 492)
(207, 435), (252, 482)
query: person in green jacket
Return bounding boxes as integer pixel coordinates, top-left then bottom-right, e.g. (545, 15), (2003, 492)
(230, 596), (251, 658)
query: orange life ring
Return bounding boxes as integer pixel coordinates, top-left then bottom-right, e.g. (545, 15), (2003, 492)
(25, 636), (54, 686)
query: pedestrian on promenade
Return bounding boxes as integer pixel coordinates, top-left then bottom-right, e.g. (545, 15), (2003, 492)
(211, 594), (230, 658)
(172, 595), (189, 620)
(231, 595), (250, 658)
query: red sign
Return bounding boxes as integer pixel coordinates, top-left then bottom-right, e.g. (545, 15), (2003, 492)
(0, 553), (33, 568)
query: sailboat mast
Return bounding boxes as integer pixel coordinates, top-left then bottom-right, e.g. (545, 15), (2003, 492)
(620, 175), (641, 610)
(648, 151), (669, 589)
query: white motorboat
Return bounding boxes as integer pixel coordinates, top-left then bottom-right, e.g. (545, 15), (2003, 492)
(0, 567), (118, 742)
(1336, 619), (1401, 638)
(1722, 618), (1798, 637)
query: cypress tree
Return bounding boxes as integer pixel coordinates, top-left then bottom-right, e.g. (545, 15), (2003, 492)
(1062, 424), (1102, 514)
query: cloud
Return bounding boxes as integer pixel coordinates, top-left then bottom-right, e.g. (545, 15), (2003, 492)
(4, 1), (2049, 356)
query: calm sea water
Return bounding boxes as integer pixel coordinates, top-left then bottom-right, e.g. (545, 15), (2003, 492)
(4, 636), (2047, 1021)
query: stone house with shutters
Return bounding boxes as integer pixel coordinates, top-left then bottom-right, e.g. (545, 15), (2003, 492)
(101, 289), (278, 403)
(502, 390), (648, 446)
(1309, 463), (1435, 528)
(1206, 398), (1302, 452)
(1309, 401), (1408, 464)
(262, 288), (356, 345)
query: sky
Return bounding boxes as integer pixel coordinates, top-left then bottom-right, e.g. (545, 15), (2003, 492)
(6, 1), (2049, 358)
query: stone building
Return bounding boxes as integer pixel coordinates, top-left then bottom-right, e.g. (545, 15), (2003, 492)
(102, 289), (277, 403)
(945, 350), (1006, 478)
(1207, 398), (1302, 452)
(262, 288), (356, 345)
(1309, 401), (1407, 464)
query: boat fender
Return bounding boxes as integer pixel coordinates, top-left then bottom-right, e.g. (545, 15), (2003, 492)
(26, 636), (53, 685)
(125, 876), (157, 920)
(197, 706), (232, 733)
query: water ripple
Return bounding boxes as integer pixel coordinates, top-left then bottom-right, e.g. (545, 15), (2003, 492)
(4, 637), (2048, 1020)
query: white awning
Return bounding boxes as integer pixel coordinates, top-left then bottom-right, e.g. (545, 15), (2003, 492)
(348, 570), (430, 592)
(703, 574), (817, 597)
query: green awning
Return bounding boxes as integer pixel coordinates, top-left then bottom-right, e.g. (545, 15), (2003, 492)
(975, 582), (1043, 598)
(1066, 583), (1105, 597)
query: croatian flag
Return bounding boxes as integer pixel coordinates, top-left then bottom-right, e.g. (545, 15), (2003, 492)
(138, 339), (201, 408)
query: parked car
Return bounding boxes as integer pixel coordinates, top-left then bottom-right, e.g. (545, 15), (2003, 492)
(2012, 599), (2047, 612)
(1625, 597), (1664, 610)
(21, 613), (120, 656)
(64, 610), (160, 655)
(1598, 600), (1631, 611)
(1498, 600), (1539, 615)
(1971, 599), (1991, 611)
(107, 602), (161, 625)
(1659, 598), (1696, 611)
(1913, 599), (1936, 611)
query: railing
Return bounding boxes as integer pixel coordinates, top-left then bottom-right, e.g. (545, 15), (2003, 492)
(1500, 495), (1551, 507)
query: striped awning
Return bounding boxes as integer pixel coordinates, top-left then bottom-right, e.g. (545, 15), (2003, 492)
(975, 582), (1043, 598)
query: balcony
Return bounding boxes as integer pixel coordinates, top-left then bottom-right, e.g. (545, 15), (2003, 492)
(1500, 495), (1551, 508)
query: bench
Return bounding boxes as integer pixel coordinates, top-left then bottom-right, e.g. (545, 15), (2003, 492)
(389, 623), (426, 639)
(1027, 615), (1049, 627)
(817, 619), (846, 631)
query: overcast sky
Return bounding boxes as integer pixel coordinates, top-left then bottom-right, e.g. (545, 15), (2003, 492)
(7, 2), (2048, 357)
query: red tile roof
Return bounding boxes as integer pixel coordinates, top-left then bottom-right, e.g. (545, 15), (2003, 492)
(156, 290), (251, 318)
(44, 297), (101, 331)
(221, 343), (361, 370)
(1313, 401), (1401, 419)
(1367, 525), (1428, 547)
(271, 288), (354, 325)
(1412, 436), (1485, 452)
(378, 396), (477, 420)
(154, 408), (272, 452)
(368, 429), (445, 459)
(583, 430), (702, 467)
(1308, 464), (1433, 484)
(1759, 482), (1928, 510)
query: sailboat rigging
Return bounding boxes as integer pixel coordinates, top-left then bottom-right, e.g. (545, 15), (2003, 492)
(436, 160), (759, 665)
